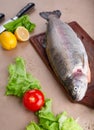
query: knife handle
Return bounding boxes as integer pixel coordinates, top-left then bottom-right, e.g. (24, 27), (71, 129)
(16, 3), (35, 18)
(0, 13), (5, 20)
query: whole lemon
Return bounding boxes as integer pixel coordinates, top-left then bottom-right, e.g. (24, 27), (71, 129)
(0, 31), (17, 50)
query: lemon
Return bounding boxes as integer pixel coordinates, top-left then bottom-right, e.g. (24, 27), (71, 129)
(0, 31), (17, 50)
(14, 26), (29, 42)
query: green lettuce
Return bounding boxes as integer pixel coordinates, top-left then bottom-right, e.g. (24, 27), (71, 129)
(6, 57), (41, 97)
(26, 122), (44, 130)
(4, 15), (36, 32)
(26, 99), (83, 130)
(5, 57), (83, 130)
(36, 99), (58, 130)
(57, 112), (83, 130)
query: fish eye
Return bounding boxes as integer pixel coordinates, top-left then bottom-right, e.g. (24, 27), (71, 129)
(74, 86), (81, 93)
(74, 86), (78, 91)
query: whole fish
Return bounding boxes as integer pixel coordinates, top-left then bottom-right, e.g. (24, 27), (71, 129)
(40, 10), (91, 101)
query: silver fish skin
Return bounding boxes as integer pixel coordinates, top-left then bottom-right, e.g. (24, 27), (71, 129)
(40, 10), (89, 101)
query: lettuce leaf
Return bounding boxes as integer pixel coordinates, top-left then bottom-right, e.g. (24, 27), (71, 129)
(26, 122), (44, 130)
(5, 57), (41, 97)
(57, 112), (83, 130)
(36, 99), (57, 129)
(26, 99), (83, 130)
(4, 15), (36, 32)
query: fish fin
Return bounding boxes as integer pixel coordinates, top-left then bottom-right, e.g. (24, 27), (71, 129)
(87, 63), (91, 83)
(42, 33), (47, 48)
(82, 54), (91, 83)
(42, 38), (47, 48)
(39, 10), (61, 21)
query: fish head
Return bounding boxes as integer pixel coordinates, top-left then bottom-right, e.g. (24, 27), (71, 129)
(71, 74), (88, 101)
(70, 72), (88, 101)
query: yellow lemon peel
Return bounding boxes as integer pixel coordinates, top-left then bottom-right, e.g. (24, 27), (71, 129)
(0, 31), (17, 50)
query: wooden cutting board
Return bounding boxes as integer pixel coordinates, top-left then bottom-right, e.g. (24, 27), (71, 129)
(29, 21), (94, 109)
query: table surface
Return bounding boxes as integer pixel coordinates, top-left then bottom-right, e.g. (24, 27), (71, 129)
(0, 0), (94, 130)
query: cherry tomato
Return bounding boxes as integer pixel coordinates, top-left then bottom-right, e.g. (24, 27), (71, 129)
(23, 89), (45, 112)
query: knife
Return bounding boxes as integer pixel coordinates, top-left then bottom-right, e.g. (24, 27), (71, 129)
(0, 13), (5, 20)
(0, 2), (35, 33)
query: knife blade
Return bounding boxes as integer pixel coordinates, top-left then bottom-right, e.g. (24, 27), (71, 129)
(0, 13), (5, 20)
(0, 2), (35, 33)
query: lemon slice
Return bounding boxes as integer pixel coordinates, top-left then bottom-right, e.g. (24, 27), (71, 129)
(15, 26), (29, 42)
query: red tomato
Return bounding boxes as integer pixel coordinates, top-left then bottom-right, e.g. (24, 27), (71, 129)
(23, 89), (45, 112)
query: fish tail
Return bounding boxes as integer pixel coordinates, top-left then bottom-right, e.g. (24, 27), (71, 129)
(39, 10), (61, 21)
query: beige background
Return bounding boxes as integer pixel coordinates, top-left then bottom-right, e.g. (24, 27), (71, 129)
(0, 0), (94, 130)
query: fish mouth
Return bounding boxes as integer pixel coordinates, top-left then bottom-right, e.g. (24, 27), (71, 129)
(70, 88), (86, 101)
